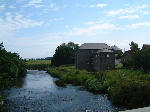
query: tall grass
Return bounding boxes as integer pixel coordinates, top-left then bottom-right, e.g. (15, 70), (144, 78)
(25, 60), (51, 70)
(26, 60), (51, 65)
(49, 65), (150, 109)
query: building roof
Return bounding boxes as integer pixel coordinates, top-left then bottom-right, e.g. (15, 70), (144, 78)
(111, 45), (122, 51)
(79, 43), (111, 50)
(142, 44), (150, 49)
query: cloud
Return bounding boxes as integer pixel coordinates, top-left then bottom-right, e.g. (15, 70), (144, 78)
(127, 22), (150, 28)
(25, 0), (44, 8)
(143, 11), (149, 15)
(4, 13), (43, 30)
(49, 3), (67, 11)
(137, 4), (148, 9)
(119, 15), (140, 19)
(108, 8), (135, 16)
(63, 23), (119, 37)
(7, 33), (64, 58)
(9, 5), (16, 9)
(89, 4), (107, 8)
(107, 4), (148, 17)
(0, 4), (5, 12)
(0, 12), (43, 43)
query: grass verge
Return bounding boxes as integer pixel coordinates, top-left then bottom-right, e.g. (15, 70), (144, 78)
(48, 65), (150, 109)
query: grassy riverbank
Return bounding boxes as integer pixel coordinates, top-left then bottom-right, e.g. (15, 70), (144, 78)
(25, 60), (51, 70)
(48, 65), (150, 109)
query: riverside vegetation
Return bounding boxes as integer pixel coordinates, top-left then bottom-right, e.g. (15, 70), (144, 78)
(25, 59), (51, 70)
(26, 41), (150, 110)
(0, 43), (27, 111)
(49, 65), (150, 109)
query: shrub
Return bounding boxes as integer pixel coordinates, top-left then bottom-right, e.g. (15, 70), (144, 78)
(109, 77), (150, 109)
(85, 78), (103, 93)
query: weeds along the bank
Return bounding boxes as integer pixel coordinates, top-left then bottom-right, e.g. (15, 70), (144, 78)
(25, 60), (51, 70)
(26, 64), (51, 70)
(48, 65), (150, 109)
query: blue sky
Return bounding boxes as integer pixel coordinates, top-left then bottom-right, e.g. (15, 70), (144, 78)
(0, 0), (150, 58)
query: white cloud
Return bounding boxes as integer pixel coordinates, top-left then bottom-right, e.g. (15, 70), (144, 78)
(48, 3), (67, 11)
(107, 5), (148, 16)
(119, 15), (139, 19)
(143, 11), (149, 15)
(0, 12), (43, 42)
(127, 22), (150, 28)
(89, 3), (107, 8)
(25, 0), (44, 8)
(137, 5), (148, 9)
(4, 13), (43, 30)
(107, 8), (135, 16)
(63, 23), (119, 37)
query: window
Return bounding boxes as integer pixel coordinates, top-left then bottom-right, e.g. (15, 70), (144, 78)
(107, 54), (110, 58)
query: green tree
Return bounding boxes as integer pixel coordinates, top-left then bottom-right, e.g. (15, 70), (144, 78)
(51, 42), (79, 66)
(122, 41), (150, 73)
(129, 41), (139, 53)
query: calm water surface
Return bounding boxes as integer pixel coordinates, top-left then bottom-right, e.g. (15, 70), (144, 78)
(3, 70), (116, 112)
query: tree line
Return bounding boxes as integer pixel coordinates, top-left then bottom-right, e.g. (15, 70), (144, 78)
(0, 43), (27, 89)
(51, 42), (79, 66)
(122, 41), (150, 73)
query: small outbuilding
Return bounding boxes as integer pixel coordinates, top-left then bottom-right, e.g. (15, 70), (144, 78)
(75, 43), (116, 72)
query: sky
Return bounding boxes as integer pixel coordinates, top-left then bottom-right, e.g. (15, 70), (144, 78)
(0, 0), (150, 58)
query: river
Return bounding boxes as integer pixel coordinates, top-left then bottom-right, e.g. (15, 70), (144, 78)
(2, 70), (116, 112)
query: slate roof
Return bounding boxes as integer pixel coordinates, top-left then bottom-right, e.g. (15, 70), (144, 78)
(79, 43), (112, 50)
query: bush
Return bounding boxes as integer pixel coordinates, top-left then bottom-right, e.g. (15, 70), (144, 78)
(109, 77), (150, 109)
(85, 78), (103, 93)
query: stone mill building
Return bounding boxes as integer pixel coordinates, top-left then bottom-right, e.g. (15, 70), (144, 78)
(75, 43), (119, 72)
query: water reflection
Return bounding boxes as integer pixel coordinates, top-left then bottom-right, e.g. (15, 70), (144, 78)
(3, 70), (116, 112)
(15, 75), (26, 88)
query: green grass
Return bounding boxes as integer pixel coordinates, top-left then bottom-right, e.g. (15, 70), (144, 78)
(26, 60), (51, 65)
(25, 60), (51, 70)
(48, 65), (150, 109)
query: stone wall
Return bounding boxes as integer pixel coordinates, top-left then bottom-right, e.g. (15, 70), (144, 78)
(93, 52), (115, 71)
(76, 49), (115, 72)
(76, 49), (97, 71)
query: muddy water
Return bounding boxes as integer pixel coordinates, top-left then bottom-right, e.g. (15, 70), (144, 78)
(3, 70), (116, 112)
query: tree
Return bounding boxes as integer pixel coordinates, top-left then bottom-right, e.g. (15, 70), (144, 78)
(51, 42), (79, 66)
(129, 41), (139, 53)
(122, 41), (150, 73)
